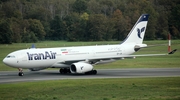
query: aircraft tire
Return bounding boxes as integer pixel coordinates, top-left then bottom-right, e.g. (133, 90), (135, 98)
(18, 72), (24, 76)
(60, 68), (71, 74)
(63, 69), (67, 74)
(93, 70), (97, 75)
(59, 69), (64, 74)
(85, 70), (97, 75)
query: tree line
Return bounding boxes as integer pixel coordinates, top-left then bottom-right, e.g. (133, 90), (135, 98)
(0, 0), (180, 44)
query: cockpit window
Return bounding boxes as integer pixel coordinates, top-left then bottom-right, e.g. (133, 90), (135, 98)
(6, 55), (15, 58)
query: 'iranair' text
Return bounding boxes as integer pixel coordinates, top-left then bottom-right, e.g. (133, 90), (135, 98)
(27, 51), (57, 60)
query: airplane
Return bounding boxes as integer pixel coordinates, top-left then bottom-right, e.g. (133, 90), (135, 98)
(3, 14), (177, 76)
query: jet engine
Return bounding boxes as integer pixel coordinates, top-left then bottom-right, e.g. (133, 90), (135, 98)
(70, 62), (93, 74)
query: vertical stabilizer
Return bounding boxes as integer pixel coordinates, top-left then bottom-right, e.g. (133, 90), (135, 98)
(121, 14), (149, 44)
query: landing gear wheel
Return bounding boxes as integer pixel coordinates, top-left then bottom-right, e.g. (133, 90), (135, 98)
(59, 69), (64, 74)
(85, 70), (97, 75)
(59, 68), (71, 74)
(92, 70), (97, 75)
(18, 72), (24, 76)
(18, 68), (23, 76)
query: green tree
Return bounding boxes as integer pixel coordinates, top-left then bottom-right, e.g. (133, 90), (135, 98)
(22, 30), (38, 43)
(72, 0), (87, 14)
(28, 19), (46, 40)
(87, 0), (101, 14)
(99, 0), (114, 17)
(144, 5), (158, 40)
(80, 12), (89, 41)
(156, 12), (169, 40)
(169, 4), (180, 39)
(87, 14), (107, 41)
(64, 13), (82, 41)
(1, 0), (180, 44)
(50, 16), (65, 40)
(26, 6), (51, 22)
(0, 19), (13, 44)
(10, 17), (22, 43)
(112, 9), (126, 40)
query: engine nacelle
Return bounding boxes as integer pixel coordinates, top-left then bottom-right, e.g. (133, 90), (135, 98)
(70, 62), (93, 73)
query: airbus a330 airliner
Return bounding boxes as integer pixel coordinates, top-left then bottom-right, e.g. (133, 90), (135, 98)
(3, 14), (176, 76)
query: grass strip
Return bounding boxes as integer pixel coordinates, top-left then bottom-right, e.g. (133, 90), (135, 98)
(0, 77), (180, 100)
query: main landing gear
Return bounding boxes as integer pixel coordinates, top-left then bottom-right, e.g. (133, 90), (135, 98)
(59, 68), (71, 74)
(85, 70), (97, 75)
(59, 68), (97, 75)
(18, 68), (24, 76)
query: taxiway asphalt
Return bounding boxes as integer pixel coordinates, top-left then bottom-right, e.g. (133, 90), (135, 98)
(0, 68), (180, 83)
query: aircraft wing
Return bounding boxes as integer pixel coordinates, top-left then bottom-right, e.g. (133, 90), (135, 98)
(56, 49), (177, 65)
(90, 49), (177, 60)
(132, 49), (177, 56)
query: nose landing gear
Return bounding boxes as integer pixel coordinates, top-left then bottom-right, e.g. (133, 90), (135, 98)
(18, 68), (24, 76)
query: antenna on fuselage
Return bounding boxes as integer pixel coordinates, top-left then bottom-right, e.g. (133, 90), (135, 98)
(30, 44), (36, 49)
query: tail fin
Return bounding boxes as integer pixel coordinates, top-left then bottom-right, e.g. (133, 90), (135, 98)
(121, 14), (149, 44)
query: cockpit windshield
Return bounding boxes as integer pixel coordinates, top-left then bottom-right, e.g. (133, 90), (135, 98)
(6, 55), (15, 58)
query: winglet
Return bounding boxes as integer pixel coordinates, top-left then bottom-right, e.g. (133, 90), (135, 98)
(168, 49), (177, 54)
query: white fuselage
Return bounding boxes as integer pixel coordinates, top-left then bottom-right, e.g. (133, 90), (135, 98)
(3, 43), (136, 69)
(3, 14), (150, 75)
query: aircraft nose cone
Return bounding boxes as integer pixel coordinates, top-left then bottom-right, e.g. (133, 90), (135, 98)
(3, 58), (16, 67)
(3, 58), (8, 65)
